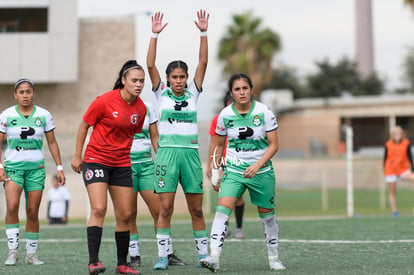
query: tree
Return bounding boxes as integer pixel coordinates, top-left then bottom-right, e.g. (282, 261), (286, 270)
(402, 45), (414, 92)
(404, 0), (414, 13)
(265, 65), (308, 99)
(306, 57), (384, 98)
(217, 11), (281, 97)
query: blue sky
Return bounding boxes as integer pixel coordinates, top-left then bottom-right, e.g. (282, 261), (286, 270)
(78, 0), (414, 119)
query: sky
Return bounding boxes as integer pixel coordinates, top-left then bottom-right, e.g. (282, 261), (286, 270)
(78, 0), (414, 119)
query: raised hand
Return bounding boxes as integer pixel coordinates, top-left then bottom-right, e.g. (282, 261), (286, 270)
(194, 9), (209, 32)
(152, 12), (168, 34)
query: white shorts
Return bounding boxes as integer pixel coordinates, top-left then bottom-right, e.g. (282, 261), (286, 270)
(385, 169), (411, 183)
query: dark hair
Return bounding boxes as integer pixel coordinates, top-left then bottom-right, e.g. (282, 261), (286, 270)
(223, 91), (233, 107)
(14, 78), (35, 92)
(165, 60), (188, 88)
(227, 73), (253, 92)
(113, 60), (144, 90)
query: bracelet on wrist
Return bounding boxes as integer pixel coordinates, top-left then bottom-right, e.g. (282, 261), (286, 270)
(200, 31), (207, 37)
(151, 32), (159, 38)
(57, 165), (64, 171)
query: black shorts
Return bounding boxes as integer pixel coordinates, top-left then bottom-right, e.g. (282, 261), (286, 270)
(82, 162), (133, 187)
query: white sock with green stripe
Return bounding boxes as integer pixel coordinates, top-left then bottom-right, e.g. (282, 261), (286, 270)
(260, 211), (279, 257)
(194, 230), (208, 256)
(129, 233), (140, 257)
(26, 232), (39, 254)
(5, 224), (19, 251)
(210, 205), (232, 258)
(156, 228), (171, 258)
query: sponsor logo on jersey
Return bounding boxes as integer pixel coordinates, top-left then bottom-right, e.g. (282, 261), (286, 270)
(158, 177), (165, 188)
(130, 114), (139, 125)
(226, 120), (234, 128)
(85, 168), (94, 181)
(112, 111), (119, 118)
(173, 100), (188, 111)
(253, 115), (261, 126)
(35, 117), (42, 127)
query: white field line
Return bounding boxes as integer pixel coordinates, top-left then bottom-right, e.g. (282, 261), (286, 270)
(1, 238), (414, 244)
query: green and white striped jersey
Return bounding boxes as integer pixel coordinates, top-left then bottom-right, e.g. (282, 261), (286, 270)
(215, 100), (278, 174)
(154, 80), (200, 148)
(0, 105), (55, 170)
(130, 102), (158, 163)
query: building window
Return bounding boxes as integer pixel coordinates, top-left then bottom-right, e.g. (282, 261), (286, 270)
(0, 8), (48, 32)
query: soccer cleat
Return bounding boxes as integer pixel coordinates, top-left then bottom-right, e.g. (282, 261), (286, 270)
(116, 264), (141, 274)
(197, 254), (208, 268)
(153, 257), (169, 270)
(25, 253), (44, 265)
(4, 249), (18, 266)
(392, 211), (399, 217)
(128, 256), (141, 268)
(88, 261), (106, 274)
(235, 228), (244, 239)
(168, 251), (186, 266)
(269, 255), (286, 271)
(200, 255), (220, 272)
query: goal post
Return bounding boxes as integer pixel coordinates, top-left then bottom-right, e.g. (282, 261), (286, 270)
(344, 125), (354, 217)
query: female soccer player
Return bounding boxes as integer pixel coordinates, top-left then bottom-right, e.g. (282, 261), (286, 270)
(127, 100), (159, 268)
(0, 78), (66, 266)
(207, 92), (245, 239)
(200, 73), (286, 272)
(146, 10), (209, 270)
(71, 60), (146, 275)
(383, 126), (414, 217)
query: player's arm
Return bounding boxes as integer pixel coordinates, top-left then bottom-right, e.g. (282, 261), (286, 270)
(147, 12), (168, 91)
(243, 129), (279, 179)
(210, 134), (226, 191)
(71, 120), (90, 174)
(206, 134), (217, 179)
(149, 122), (159, 154)
(193, 9), (209, 90)
(0, 132), (6, 182)
(45, 130), (66, 185)
(407, 143), (414, 171)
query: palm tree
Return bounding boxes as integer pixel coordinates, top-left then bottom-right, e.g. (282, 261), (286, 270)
(404, 0), (414, 12)
(218, 11), (281, 98)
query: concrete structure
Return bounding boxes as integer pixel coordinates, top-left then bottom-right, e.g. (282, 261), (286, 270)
(0, 14), (141, 220)
(277, 94), (414, 157)
(0, 0), (78, 83)
(355, 0), (375, 78)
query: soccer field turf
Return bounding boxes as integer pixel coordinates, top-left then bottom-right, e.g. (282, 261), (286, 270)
(0, 216), (413, 274)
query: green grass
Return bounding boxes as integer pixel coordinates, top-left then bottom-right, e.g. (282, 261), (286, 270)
(207, 188), (414, 218)
(1, 217), (414, 274)
(1, 188), (413, 274)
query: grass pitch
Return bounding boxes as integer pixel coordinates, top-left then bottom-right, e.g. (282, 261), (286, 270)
(1, 215), (414, 274)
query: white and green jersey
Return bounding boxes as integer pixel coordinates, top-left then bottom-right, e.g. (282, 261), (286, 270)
(216, 100), (278, 175)
(0, 105), (55, 170)
(130, 102), (158, 163)
(154, 80), (200, 148)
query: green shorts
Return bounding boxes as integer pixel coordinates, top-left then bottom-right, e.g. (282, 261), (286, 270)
(154, 147), (203, 194)
(219, 167), (276, 209)
(5, 167), (46, 192)
(132, 160), (155, 192)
